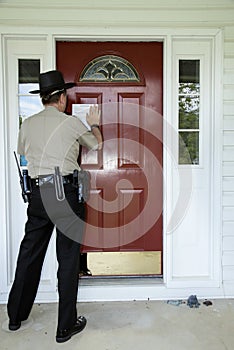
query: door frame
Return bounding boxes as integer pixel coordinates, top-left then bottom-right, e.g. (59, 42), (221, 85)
(51, 32), (222, 291)
(0, 29), (223, 303)
(53, 36), (168, 281)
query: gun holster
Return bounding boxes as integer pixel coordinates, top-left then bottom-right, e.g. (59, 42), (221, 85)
(73, 169), (91, 202)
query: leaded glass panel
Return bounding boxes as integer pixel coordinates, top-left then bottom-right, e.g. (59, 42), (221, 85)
(80, 55), (140, 82)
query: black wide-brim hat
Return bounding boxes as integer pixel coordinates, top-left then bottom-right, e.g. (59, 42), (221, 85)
(29, 70), (76, 94)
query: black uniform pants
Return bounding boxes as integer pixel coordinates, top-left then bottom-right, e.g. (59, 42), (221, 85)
(7, 182), (85, 331)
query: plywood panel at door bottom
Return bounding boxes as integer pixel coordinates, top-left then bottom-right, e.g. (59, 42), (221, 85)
(87, 251), (161, 276)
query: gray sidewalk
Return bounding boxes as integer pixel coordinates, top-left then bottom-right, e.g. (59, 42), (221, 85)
(1, 299), (234, 350)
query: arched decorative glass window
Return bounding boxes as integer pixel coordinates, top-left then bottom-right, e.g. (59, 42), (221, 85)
(79, 55), (140, 82)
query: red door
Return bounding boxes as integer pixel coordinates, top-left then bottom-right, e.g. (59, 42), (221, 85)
(56, 42), (163, 258)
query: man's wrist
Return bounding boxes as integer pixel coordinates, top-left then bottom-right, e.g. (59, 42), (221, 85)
(90, 124), (99, 130)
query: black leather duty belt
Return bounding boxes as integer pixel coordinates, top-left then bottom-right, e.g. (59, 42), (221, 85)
(32, 174), (73, 187)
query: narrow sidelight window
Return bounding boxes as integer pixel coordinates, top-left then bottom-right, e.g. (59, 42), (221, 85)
(178, 60), (200, 165)
(18, 59), (41, 165)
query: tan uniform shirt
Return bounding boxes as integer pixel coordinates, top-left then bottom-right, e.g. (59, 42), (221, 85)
(17, 106), (98, 178)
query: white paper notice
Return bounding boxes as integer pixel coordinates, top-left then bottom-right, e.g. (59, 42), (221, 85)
(72, 104), (97, 131)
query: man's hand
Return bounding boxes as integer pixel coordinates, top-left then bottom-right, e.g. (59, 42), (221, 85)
(86, 105), (103, 150)
(86, 105), (101, 127)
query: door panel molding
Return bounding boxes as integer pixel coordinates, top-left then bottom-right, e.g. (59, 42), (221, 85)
(118, 92), (145, 169)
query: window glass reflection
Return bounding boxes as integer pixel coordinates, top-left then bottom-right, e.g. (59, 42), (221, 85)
(18, 83), (39, 94)
(18, 59), (40, 166)
(19, 95), (42, 119)
(179, 131), (199, 165)
(178, 60), (200, 165)
(19, 59), (40, 84)
(179, 95), (199, 129)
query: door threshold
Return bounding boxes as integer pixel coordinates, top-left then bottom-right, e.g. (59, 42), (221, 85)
(79, 275), (164, 286)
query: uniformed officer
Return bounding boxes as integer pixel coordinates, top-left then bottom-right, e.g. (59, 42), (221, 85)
(7, 70), (102, 343)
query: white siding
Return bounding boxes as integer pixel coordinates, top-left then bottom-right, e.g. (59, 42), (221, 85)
(0, 0), (234, 28)
(223, 26), (234, 293)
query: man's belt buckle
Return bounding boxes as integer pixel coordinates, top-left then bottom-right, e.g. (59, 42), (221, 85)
(36, 175), (54, 186)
